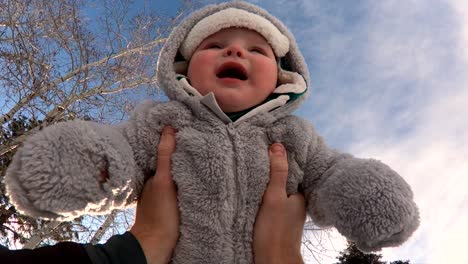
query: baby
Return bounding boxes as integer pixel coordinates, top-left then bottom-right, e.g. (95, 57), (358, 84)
(5, 2), (419, 263)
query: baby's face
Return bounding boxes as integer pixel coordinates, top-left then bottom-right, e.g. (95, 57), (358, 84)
(187, 27), (278, 113)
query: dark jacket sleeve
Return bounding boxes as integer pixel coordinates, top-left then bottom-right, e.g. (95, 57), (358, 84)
(0, 241), (91, 264)
(83, 232), (147, 264)
(0, 232), (146, 264)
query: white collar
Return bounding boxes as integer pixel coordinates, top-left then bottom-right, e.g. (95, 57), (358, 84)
(177, 72), (306, 124)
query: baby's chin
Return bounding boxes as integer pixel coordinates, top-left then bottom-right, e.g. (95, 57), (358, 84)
(199, 86), (269, 113)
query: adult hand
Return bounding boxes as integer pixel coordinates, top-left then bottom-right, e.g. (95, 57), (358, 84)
(253, 143), (306, 264)
(130, 126), (179, 264)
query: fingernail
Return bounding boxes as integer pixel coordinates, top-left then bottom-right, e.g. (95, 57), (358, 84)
(270, 143), (284, 155)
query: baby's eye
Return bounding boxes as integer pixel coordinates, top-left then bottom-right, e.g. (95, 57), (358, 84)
(250, 47), (266, 55)
(205, 43), (222, 49)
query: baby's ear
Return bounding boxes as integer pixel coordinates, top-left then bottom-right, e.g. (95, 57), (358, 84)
(174, 61), (188, 74)
(173, 51), (188, 74)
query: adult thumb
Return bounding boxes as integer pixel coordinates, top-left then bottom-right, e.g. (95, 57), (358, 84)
(155, 126), (176, 181)
(267, 143), (288, 195)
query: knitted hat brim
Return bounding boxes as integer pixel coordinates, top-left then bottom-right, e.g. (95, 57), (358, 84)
(180, 8), (289, 60)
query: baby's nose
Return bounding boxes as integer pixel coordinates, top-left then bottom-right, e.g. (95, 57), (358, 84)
(224, 45), (244, 58)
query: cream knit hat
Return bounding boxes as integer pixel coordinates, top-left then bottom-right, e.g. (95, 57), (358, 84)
(180, 8), (290, 60)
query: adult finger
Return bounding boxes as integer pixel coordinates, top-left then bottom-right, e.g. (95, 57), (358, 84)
(131, 126), (179, 264)
(155, 126), (176, 182)
(267, 143), (288, 195)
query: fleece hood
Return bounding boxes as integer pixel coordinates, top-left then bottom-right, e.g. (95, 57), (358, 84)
(156, 1), (310, 124)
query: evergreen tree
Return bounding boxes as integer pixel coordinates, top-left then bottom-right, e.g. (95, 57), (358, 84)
(1, 116), (85, 248)
(336, 242), (384, 264)
(0, 116), (77, 246)
(335, 242), (410, 264)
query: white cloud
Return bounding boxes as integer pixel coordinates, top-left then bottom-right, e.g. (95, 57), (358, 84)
(429, 213), (468, 263)
(352, 87), (468, 263)
(451, 0), (468, 63)
(346, 1), (468, 262)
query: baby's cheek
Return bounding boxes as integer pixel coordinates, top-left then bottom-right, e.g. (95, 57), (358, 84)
(187, 54), (215, 94)
(258, 60), (278, 84)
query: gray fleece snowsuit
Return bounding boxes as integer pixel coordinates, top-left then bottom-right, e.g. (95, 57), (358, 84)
(4, 2), (419, 263)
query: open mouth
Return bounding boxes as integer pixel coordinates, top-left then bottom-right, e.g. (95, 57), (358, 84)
(216, 62), (248, 81)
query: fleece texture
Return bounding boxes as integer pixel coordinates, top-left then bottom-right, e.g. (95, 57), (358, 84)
(4, 1), (419, 263)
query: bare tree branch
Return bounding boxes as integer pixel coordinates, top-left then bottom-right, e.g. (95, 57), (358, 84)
(89, 210), (117, 244)
(22, 221), (61, 249)
(0, 38), (166, 125)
